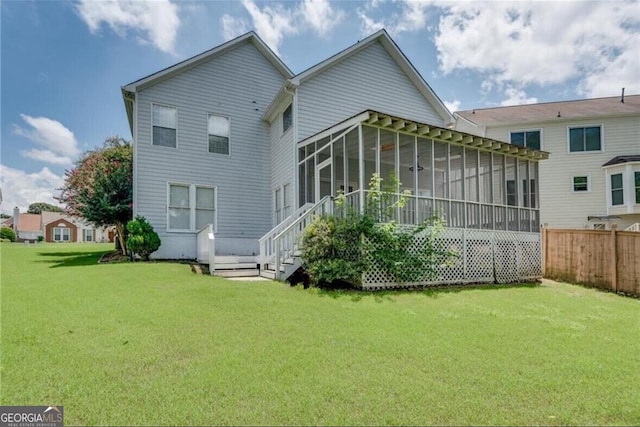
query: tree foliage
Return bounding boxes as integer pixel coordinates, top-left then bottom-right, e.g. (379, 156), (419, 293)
(57, 136), (133, 254)
(27, 202), (64, 214)
(126, 216), (161, 261)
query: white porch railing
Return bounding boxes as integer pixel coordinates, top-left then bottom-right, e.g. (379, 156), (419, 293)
(625, 223), (640, 232)
(197, 224), (215, 275)
(270, 195), (333, 280)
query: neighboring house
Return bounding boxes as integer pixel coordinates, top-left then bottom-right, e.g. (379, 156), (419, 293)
(122, 30), (547, 283)
(9, 207), (114, 242)
(455, 95), (640, 230)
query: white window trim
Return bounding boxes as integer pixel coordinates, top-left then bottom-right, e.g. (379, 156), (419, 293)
(53, 227), (71, 242)
(509, 129), (543, 150)
(151, 102), (178, 149)
(609, 172), (624, 207)
(571, 175), (591, 193)
(207, 113), (231, 156)
(167, 183), (217, 233)
(566, 124), (604, 154)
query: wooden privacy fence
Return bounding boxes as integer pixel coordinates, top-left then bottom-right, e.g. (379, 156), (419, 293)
(542, 226), (640, 297)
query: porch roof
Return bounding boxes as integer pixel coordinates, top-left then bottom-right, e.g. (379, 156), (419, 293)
(298, 110), (550, 161)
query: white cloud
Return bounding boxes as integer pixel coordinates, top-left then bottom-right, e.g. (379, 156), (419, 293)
(357, 0), (432, 37)
(300, 0), (345, 36)
(221, 0), (344, 54)
(76, 0), (180, 55)
(443, 99), (460, 113)
(221, 14), (249, 41)
(13, 114), (79, 166)
(500, 88), (538, 107)
(433, 1), (640, 98)
(0, 165), (64, 214)
(241, 0), (298, 55)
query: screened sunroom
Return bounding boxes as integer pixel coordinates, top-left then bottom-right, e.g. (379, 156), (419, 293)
(297, 111), (548, 232)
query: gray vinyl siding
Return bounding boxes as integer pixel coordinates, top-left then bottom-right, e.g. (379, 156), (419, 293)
(483, 115), (640, 229)
(296, 41), (443, 141)
(270, 107), (295, 226)
(133, 42), (285, 258)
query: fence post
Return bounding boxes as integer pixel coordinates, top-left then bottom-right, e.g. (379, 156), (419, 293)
(610, 224), (618, 292)
(541, 223), (548, 277)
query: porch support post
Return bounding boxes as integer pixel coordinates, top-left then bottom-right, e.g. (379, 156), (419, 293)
(358, 123), (365, 214)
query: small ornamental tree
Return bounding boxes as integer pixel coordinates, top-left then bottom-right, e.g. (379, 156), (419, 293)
(0, 227), (16, 242)
(57, 137), (132, 254)
(126, 216), (161, 261)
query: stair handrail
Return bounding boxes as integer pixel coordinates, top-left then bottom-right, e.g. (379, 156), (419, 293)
(625, 223), (640, 232)
(273, 195), (333, 280)
(258, 202), (315, 263)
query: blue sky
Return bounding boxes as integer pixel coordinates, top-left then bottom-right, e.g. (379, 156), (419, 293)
(1, 0), (639, 214)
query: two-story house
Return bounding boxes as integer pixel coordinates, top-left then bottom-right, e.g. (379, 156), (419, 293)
(455, 95), (640, 231)
(122, 30), (547, 285)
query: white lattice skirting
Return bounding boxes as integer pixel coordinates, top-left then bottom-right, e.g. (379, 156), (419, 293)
(360, 228), (541, 289)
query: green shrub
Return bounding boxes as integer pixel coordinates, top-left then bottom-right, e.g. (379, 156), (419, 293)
(301, 173), (458, 288)
(126, 216), (161, 261)
(37, 235), (44, 243)
(0, 227), (16, 242)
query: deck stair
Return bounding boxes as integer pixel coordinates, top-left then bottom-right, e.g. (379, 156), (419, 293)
(210, 255), (259, 278)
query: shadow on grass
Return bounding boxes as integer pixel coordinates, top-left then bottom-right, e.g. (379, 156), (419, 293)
(36, 251), (113, 268)
(310, 282), (541, 303)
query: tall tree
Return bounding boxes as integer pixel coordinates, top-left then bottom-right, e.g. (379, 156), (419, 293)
(27, 202), (65, 214)
(57, 136), (133, 254)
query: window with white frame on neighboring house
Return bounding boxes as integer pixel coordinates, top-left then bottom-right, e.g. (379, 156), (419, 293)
(635, 171), (640, 204)
(168, 184), (216, 232)
(83, 229), (94, 242)
(569, 126), (601, 152)
(611, 173), (624, 205)
(593, 223), (605, 230)
(283, 104), (292, 133)
(510, 130), (541, 150)
(54, 227), (70, 242)
(573, 176), (589, 192)
(153, 104), (177, 147)
(208, 114), (230, 155)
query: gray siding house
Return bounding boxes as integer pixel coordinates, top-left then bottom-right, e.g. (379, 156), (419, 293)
(122, 30), (547, 284)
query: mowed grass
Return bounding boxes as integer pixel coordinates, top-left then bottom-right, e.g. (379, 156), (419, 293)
(1, 243), (639, 426)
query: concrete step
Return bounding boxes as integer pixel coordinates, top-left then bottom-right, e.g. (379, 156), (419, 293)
(260, 269), (276, 280)
(214, 262), (258, 270)
(215, 255), (257, 263)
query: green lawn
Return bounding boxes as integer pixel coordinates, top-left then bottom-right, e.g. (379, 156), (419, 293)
(1, 243), (639, 426)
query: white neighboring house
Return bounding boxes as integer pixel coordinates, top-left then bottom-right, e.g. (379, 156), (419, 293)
(455, 95), (640, 230)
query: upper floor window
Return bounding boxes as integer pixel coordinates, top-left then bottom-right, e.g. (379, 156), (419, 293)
(569, 126), (601, 152)
(573, 176), (589, 192)
(208, 115), (230, 155)
(283, 104), (292, 133)
(635, 171), (640, 204)
(510, 130), (541, 150)
(153, 104), (177, 148)
(611, 173), (623, 206)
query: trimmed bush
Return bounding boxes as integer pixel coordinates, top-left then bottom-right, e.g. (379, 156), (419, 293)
(126, 216), (161, 261)
(0, 227), (16, 242)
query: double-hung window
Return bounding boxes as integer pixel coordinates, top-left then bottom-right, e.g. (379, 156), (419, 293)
(283, 104), (292, 133)
(510, 130), (541, 150)
(168, 184), (217, 231)
(569, 126), (601, 152)
(635, 172), (640, 204)
(54, 227), (70, 242)
(153, 104), (177, 147)
(208, 114), (230, 155)
(611, 173), (624, 206)
(573, 176), (589, 192)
